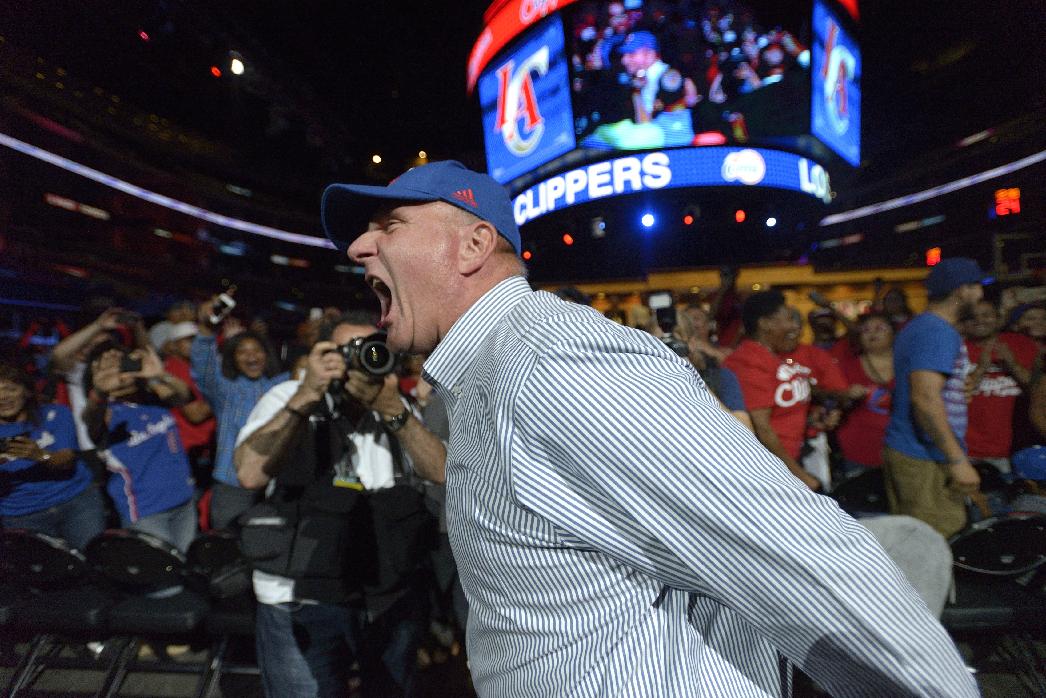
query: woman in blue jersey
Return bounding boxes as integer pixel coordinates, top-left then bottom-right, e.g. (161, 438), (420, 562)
(83, 344), (198, 552)
(190, 304), (288, 529)
(0, 361), (105, 550)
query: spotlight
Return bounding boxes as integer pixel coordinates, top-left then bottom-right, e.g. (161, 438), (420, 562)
(683, 215), (694, 226)
(641, 213), (655, 228)
(765, 217), (777, 227)
(230, 58), (245, 76)
(138, 30), (150, 42)
(210, 66), (222, 78)
(590, 216), (606, 238)
(734, 209), (746, 223)
(372, 154), (382, 164)
(418, 150), (427, 159)
(562, 233), (574, 246)
(522, 250), (533, 261)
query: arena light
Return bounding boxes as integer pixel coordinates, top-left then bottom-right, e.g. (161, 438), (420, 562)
(562, 233), (574, 246)
(735, 209), (746, 223)
(641, 213), (655, 228)
(925, 247), (942, 266)
(683, 215), (694, 226)
(765, 217), (777, 228)
(0, 131), (334, 248)
(820, 149), (1046, 227)
(138, 30), (150, 42)
(230, 57), (245, 76)
(371, 154), (382, 164)
(522, 250), (533, 261)
(210, 66), (222, 78)
(418, 150), (427, 160)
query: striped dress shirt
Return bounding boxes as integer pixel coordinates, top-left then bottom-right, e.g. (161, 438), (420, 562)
(423, 276), (977, 698)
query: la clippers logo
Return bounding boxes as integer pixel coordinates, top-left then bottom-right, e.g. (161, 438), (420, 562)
(821, 19), (856, 137)
(493, 47), (549, 156)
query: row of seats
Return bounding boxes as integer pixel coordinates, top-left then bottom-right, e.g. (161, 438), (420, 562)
(0, 528), (257, 697)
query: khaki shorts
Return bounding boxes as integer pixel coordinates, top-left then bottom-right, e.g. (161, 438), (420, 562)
(882, 447), (967, 539)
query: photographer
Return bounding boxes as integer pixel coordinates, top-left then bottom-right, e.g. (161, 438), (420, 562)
(82, 343), (197, 551)
(1, 360), (105, 550)
(234, 312), (446, 698)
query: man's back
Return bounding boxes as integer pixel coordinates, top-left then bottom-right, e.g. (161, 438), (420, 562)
(424, 277), (976, 698)
(886, 312), (967, 462)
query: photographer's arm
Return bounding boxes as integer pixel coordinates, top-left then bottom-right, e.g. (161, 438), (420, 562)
(235, 341), (338, 490)
(348, 372), (447, 484)
(235, 388), (317, 490)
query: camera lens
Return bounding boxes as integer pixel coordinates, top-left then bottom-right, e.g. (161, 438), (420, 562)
(358, 335), (396, 376)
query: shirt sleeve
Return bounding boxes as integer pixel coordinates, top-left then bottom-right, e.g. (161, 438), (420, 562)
(724, 348), (777, 411)
(808, 345), (849, 393)
(190, 334), (226, 407)
(513, 338), (977, 697)
(234, 380), (300, 447)
(907, 321), (960, 375)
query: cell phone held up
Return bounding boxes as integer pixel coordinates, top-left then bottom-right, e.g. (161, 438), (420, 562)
(208, 286), (237, 325)
(120, 355), (143, 374)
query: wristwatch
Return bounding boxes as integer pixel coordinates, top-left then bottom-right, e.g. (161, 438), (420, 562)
(383, 408), (410, 433)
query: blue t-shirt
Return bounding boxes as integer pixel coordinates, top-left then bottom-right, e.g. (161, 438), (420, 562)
(715, 365), (747, 413)
(1, 404), (93, 517)
(885, 313), (969, 462)
(103, 402), (194, 523)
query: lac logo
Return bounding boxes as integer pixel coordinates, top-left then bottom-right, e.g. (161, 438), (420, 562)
(493, 47), (549, 156)
(820, 18), (857, 138)
(721, 149), (766, 186)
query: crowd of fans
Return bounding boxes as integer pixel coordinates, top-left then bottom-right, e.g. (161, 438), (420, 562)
(605, 264), (1046, 537)
(1, 262), (1044, 693)
(571, 0), (810, 147)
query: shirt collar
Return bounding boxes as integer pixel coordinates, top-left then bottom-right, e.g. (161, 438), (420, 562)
(423, 275), (532, 396)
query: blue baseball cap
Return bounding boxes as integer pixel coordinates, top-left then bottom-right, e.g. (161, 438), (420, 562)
(322, 160), (521, 255)
(620, 31), (658, 54)
(925, 257), (991, 297)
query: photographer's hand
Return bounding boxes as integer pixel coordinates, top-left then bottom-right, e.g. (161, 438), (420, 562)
(293, 341), (345, 407)
(345, 371), (402, 417)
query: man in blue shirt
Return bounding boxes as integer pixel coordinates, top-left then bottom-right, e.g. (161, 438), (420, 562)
(883, 257), (987, 537)
(319, 160), (977, 697)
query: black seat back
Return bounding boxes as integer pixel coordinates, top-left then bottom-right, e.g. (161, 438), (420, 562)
(950, 513), (1046, 576)
(85, 529), (188, 593)
(0, 529), (89, 591)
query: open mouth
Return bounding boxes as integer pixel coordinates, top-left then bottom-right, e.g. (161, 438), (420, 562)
(367, 276), (393, 327)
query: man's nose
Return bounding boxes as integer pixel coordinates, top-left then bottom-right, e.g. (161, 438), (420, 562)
(347, 231), (375, 263)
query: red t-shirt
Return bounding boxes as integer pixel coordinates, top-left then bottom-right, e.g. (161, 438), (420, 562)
(164, 355), (216, 452)
(724, 341), (848, 459)
(965, 332), (1039, 458)
(835, 354), (894, 467)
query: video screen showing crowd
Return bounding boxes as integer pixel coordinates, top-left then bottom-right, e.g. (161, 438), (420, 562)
(570, 0), (810, 150)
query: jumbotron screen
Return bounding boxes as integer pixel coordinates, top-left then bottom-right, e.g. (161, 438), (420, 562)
(474, 0), (861, 184)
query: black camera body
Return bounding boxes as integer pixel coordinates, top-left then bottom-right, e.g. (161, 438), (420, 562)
(661, 335), (690, 358)
(336, 332), (398, 377)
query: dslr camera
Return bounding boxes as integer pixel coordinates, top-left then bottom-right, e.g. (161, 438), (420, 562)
(335, 332), (398, 377)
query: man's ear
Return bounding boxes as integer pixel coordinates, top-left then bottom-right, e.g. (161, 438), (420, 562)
(458, 220), (499, 275)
